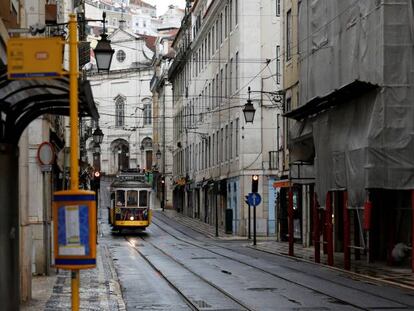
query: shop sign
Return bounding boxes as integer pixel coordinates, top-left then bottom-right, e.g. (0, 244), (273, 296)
(273, 180), (291, 188)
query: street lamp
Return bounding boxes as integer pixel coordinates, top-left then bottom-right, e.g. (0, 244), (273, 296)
(92, 126), (104, 144)
(243, 87), (256, 123)
(242, 86), (285, 123)
(93, 13), (114, 72)
(93, 142), (101, 154)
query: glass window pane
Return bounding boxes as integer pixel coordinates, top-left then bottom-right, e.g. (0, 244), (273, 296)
(139, 190), (148, 207)
(127, 190), (138, 207)
(116, 190), (125, 206)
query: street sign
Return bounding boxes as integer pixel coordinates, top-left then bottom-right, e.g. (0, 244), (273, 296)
(247, 193), (262, 206)
(37, 141), (55, 165)
(7, 37), (64, 79)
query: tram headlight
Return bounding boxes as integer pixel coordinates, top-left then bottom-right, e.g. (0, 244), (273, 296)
(129, 216), (134, 221)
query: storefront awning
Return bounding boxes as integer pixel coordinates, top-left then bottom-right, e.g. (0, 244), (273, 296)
(0, 63), (99, 144)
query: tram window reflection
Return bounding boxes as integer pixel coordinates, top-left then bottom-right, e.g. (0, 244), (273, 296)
(139, 190), (147, 207)
(116, 190), (125, 206)
(127, 190), (138, 207)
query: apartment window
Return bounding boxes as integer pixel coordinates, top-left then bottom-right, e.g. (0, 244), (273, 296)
(229, 58), (233, 94)
(208, 32), (211, 60)
(208, 83), (211, 110)
(215, 20), (219, 48)
(235, 0), (238, 25)
(276, 45), (281, 84)
(286, 9), (292, 60)
(216, 130), (219, 164)
(225, 6), (228, 38)
(225, 125), (228, 160)
(212, 79), (215, 108)
(220, 13), (224, 44)
(235, 52), (239, 91)
(221, 128), (224, 162)
(201, 42), (204, 69)
(235, 118), (239, 156)
(212, 26), (215, 53)
(143, 101), (152, 125)
(225, 63), (228, 98)
(230, 0), (233, 31)
(212, 133), (215, 165)
(208, 136), (211, 167)
(276, 0), (281, 16)
(230, 122), (233, 159)
(220, 68), (224, 103)
(115, 96), (125, 127)
(215, 73), (219, 107)
(199, 142), (202, 171)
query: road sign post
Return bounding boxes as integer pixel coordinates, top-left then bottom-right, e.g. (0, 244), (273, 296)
(253, 194), (257, 246)
(247, 193), (261, 245)
(245, 196), (251, 240)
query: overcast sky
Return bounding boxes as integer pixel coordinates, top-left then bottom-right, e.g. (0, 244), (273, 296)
(144, 0), (186, 16)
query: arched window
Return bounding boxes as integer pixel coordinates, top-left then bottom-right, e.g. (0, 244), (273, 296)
(142, 98), (152, 125)
(115, 96), (125, 127)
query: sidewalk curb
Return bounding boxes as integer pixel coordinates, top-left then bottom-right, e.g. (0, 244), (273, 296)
(102, 244), (127, 311)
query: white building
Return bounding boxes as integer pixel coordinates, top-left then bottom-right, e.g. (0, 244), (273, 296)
(151, 28), (179, 209)
(87, 27), (155, 174)
(169, 0), (284, 236)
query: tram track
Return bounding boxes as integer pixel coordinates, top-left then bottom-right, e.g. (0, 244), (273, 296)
(124, 234), (257, 311)
(150, 213), (413, 310)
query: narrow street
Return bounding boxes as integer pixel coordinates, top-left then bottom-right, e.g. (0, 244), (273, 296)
(102, 211), (414, 311)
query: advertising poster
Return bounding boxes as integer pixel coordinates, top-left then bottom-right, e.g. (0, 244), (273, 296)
(57, 205), (90, 256)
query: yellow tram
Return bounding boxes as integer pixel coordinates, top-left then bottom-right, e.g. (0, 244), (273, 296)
(108, 170), (152, 231)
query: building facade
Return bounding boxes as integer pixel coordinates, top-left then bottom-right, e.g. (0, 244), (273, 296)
(169, 0), (284, 236)
(286, 0), (414, 270)
(151, 29), (180, 209)
(86, 26), (154, 175)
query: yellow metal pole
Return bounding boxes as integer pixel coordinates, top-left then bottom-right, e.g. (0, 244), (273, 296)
(71, 270), (80, 310)
(69, 13), (79, 191)
(69, 13), (80, 311)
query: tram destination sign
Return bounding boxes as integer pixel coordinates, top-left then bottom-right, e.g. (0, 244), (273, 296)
(7, 37), (64, 79)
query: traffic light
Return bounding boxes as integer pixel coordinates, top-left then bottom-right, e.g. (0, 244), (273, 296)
(161, 176), (165, 184)
(251, 175), (259, 193)
(93, 170), (101, 189)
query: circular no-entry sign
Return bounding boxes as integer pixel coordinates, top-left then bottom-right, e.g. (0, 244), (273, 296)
(37, 142), (55, 165)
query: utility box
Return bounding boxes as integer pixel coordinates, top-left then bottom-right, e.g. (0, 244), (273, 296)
(225, 209), (233, 234)
(53, 190), (96, 270)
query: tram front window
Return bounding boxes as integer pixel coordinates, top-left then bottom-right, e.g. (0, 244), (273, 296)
(139, 190), (148, 207)
(127, 190), (138, 207)
(116, 190), (125, 206)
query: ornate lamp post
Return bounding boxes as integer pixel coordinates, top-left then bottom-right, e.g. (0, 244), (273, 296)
(93, 13), (114, 72)
(243, 87), (256, 123)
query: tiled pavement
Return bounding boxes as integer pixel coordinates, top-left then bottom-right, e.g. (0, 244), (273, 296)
(160, 209), (414, 290)
(21, 243), (125, 311)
